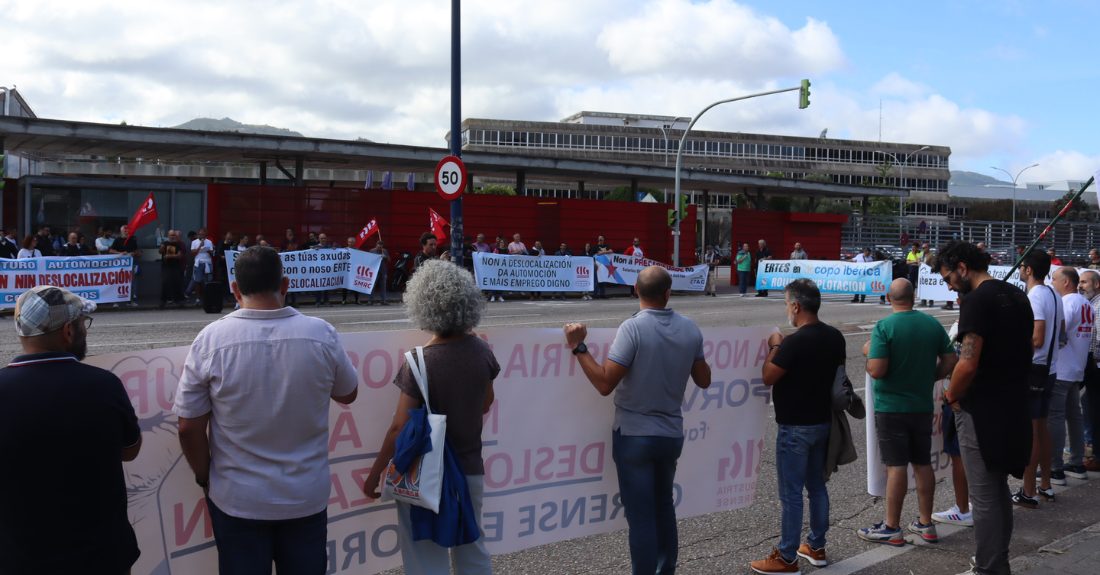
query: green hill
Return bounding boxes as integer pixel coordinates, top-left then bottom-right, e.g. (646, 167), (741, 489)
(949, 170), (1010, 186)
(173, 117), (304, 137)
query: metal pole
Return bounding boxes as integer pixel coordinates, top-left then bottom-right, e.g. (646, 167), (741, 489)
(885, 146), (928, 219)
(1006, 176), (1095, 279)
(673, 86), (802, 266)
(992, 164), (1038, 249)
(449, 0), (464, 266)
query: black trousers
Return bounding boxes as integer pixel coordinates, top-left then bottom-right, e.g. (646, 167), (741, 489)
(161, 267), (184, 304)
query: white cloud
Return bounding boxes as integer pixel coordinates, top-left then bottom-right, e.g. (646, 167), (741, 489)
(596, 0), (846, 80)
(1020, 151), (1100, 183)
(0, 0), (1088, 177)
(870, 72), (929, 99)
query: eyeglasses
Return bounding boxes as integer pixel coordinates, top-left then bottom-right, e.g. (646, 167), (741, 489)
(80, 316), (93, 330)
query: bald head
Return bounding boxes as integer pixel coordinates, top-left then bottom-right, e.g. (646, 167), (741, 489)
(636, 266), (672, 303)
(888, 278), (914, 305)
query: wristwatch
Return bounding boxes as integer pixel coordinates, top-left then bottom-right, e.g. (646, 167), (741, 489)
(572, 343), (588, 356)
(196, 477), (209, 489)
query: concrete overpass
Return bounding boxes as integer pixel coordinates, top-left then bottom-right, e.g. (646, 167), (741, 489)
(0, 116), (908, 201)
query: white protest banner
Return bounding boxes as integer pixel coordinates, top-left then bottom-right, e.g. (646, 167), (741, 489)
(472, 252), (594, 291)
(865, 374), (953, 496)
(227, 248), (382, 294)
(594, 253), (708, 291)
(756, 260), (891, 296)
(0, 255), (134, 307)
(87, 326), (773, 574)
(917, 263), (1037, 301)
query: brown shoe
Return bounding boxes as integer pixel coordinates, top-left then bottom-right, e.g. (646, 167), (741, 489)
(1085, 457), (1100, 472)
(797, 543), (826, 567)
(530, 295), (536, 301)
(750, 547), (801, 574)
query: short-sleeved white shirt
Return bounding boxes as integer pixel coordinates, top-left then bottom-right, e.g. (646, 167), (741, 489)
(191, 238), (214, 265)
(1028, 284), (1063, 371)
(173, 307), (358, 520)
(1059, 293), (1094, 382)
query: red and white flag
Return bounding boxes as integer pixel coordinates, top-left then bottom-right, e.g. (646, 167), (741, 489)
(429, 208), (449, 245)
(354, 219), (380, 249)
(127, 193), (159, 239)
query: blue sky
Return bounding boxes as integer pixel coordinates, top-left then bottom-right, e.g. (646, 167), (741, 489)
(4, 0), (1097, 182)
(745, 0), (1100, 179)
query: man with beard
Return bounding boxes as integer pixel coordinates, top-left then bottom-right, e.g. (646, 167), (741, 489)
(0, 286), (143, 575)
(751, 279), (844, 573)
(1079, 270), (1100, 471)
(414, 232), (437, 272)
(935, 240), (1033, 575)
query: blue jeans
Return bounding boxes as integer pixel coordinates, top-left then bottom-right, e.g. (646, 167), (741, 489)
(612, 429), (684, 575)
(1050, 379), (1086, 470)
(776, 423), (831, 561)
(369, 276), (388, 303)
(596, 282), (607, 298)
(206, 496), (327, 575)
(737, 271), (750, 294)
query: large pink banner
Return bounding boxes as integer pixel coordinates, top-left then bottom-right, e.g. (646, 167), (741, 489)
(87, 326), (774, 574)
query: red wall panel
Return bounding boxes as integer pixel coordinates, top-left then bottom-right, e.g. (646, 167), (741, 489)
(206, 185), (695, 264)
(728, 209), (848, 285)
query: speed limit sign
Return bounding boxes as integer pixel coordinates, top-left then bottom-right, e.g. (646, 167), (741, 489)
(434, 155), (467, 200)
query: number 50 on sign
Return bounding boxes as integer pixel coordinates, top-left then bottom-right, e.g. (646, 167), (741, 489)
(435, 155), (467, 200)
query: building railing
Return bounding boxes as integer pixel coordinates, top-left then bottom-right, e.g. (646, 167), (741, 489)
(843, 215), (1100, 261)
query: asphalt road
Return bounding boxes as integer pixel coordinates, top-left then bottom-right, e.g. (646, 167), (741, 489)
(13, 285), (1063, 575)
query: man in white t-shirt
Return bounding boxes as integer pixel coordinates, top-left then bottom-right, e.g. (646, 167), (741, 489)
(851, 247), (873, 303)
(624, 239), (644, 298)
(1052, 266), (1091, 483)
(174, 247), (358, 572)
(507, 233), (527, 255)
(190, 227), (215, 306)
(1014, 250), (1062, 507)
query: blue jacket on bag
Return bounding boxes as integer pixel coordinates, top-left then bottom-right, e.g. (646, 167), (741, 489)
(393, 406), (481, 548)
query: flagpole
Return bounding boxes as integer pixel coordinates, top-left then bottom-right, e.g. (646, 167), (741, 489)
(1004, 175), (1096, 279)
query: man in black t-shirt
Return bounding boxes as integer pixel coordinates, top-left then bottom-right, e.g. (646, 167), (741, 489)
(413, 231), (437, 272)
(755, 239), (773, 297)
(751, 278), (844, 573)
(593, 234), (614, 299)
(935, 240), (1033, 575)
(0, 231), (19, 259)
(110, 225), (142, 307)
(159, 230), (187, 307)
(0, 286), (142, 575)
(60, 232), (91, 256)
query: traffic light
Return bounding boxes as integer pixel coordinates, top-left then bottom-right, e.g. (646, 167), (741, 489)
(668, 194), (693, 227)
(799, 79), (811, 109)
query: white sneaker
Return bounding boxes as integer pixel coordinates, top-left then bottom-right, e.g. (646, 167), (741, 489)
(127, 301), (139, 307)
(932, 504), (973, 527)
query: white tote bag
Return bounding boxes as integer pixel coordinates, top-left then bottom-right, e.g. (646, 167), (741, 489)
(380, 346), (447, 513)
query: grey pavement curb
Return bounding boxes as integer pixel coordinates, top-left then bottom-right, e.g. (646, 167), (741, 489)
(1009, 519), (1100, 573)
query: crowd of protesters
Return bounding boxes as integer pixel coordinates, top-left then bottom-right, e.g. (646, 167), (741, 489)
(7, 236), (1100, 575)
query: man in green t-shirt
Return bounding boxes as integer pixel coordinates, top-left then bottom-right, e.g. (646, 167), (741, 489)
(857, 278), (958, 547)
(735, 242), (753, 297)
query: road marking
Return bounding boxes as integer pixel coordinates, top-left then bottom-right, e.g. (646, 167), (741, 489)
(343, 313), (541, 325)
(843, 332), (872, 337)
(858, 324), (877, 330)
(825, 476), (1095, 575)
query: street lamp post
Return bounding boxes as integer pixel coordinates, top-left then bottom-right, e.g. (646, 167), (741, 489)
(992, 163), (1039, 247)
(672, 85), (807, 265)
(883, 146), (929, 218)
(658, 117), (689, 203)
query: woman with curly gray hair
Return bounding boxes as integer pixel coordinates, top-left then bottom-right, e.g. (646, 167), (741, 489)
(363, 260), (498, 574)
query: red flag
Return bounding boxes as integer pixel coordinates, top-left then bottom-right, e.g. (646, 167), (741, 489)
(126, 193), (158, 239)
(429, 208), (449, 245)
(354, 219), (380, 249)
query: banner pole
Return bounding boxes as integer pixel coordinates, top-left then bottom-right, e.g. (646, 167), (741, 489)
(1004, 175), (1095, 279)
